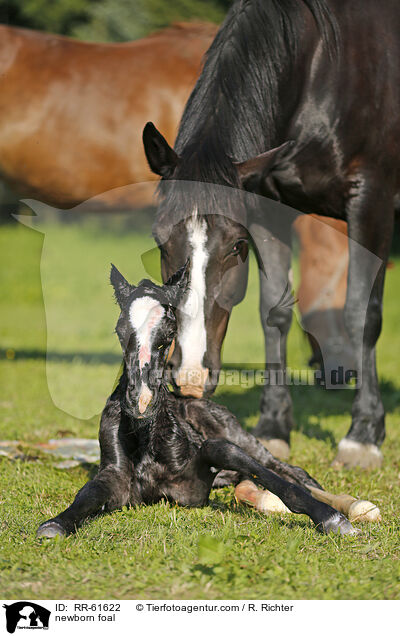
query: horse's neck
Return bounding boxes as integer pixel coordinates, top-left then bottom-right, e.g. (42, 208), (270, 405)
(175, 2), (322, 162)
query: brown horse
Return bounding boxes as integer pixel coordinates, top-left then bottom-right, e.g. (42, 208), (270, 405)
(0, 22), (217, 208)
(0, 21), (349, 370)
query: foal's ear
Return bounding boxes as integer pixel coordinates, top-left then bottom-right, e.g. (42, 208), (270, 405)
(164, 260), (190, 306)
(143, 122), (179, 178)
(110, 264), (133, 307)
(234, 141), (295, 195)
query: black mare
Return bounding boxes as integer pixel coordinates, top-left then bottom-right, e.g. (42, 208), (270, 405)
(36, 265), (357, 538)
(143, 0), (399, 469)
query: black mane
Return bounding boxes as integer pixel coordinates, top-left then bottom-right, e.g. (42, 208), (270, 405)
(155, 0), (338, 231)
(173, 0), (338, 186)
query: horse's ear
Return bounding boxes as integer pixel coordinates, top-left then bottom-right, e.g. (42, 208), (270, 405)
(143, 122), (179, 178)
(110, 264), (133, 307)
(164, 259), (190, 306)
(234, 141), (295, 194)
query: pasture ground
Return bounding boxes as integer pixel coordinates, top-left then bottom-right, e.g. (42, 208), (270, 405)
(1, 218), (400, 600)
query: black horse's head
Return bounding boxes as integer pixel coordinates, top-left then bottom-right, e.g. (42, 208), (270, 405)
(143, 122), (292, 398)
(110, 262), (189, 418)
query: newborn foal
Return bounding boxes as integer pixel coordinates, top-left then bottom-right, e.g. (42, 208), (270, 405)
(37, 265), (357, 538)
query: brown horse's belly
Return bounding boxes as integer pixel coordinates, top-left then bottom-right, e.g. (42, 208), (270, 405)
(294, 215), (353, 369)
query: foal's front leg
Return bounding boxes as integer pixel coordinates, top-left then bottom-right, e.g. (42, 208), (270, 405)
(36, 464), (132, 538)
(199, 439), (357, 535)
(37, 396), (132, 538)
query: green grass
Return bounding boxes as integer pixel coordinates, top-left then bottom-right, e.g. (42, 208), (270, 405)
(1, 219), (400, 600)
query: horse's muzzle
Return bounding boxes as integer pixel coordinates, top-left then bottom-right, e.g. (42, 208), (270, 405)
(174, 366), (209, 399)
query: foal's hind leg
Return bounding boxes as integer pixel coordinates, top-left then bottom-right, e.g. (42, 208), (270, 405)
(198, 439), (358, 535)
(228, 417), (380, 521)
(205, 399), (379, 519)
(209, 402), (322, 490)
(235, 481), (381, 523)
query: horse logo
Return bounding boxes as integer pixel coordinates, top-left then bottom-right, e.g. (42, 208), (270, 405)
(3, 602), (50, 633)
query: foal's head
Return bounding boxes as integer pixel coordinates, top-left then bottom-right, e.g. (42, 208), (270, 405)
(110, 263), (189, 419)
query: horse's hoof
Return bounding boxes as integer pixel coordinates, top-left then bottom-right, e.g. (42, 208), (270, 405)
(257, 490), (290, 514)
(348, 500), (382, 523)
(258, 438), (290, 461)
(36, 521), (66, 539)
(319, 512), (360, 536)
(332, 439), (383, 470)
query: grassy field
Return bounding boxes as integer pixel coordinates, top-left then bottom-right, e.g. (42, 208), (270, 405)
(1, 217), (400, 600)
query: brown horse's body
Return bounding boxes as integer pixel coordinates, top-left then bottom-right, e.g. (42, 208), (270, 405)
(0, 22), (348, 361)
(0, 22), (217, 208)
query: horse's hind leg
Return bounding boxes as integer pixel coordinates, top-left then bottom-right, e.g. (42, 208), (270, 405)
(235, 480), (291, 514)
(214, 408), (323, 490)
(306, 486), (381, 522)
(333, 178), (394, 469)
(235, 480), (381, 522)
(36, 465), (131, 538)
(226, 425), (381, 521)
(199, 439), (358, 535)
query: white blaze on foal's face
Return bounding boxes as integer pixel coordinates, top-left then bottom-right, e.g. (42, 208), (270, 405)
(176, 214), (209, 396)
(129, 296), (165, 414)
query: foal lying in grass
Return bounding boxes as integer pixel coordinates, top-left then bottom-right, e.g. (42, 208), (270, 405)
(37, 264), (368, 539)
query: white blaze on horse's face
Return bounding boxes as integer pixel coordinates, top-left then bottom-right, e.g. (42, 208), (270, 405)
(129, 296), (164, 414)
(176, 213), (209, 397)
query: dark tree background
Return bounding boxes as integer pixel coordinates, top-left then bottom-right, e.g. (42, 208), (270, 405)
(0, 0), (233, 40)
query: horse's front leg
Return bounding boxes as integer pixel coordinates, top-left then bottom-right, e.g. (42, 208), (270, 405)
(333, 175), (395, 468)
(37, 397), (132, 537)
(249, 216), (294, 460)
(36, 464), (132, 538)
(198, 439), (357, 535)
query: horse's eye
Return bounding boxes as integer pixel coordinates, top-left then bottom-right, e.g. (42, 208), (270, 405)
(230, 239), (248, 256)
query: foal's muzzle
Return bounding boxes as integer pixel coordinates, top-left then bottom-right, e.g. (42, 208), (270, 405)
(125, 380), (160, 418)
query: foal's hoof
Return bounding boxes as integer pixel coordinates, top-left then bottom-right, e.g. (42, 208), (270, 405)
(348, 500), (382, 523)
(36, 521), (66, 539)
(258, 438), (290, 461)
(319, 512), (360, 536)
(332, 439), (383, 470)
